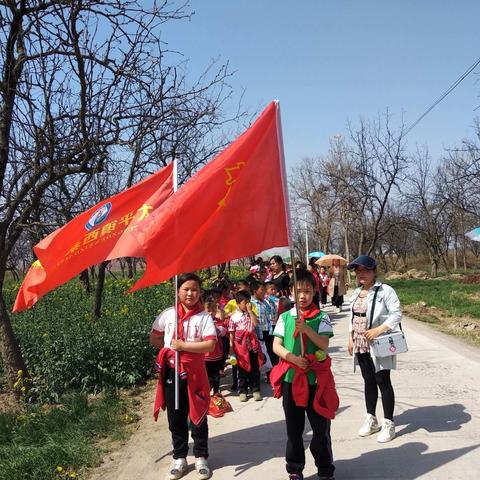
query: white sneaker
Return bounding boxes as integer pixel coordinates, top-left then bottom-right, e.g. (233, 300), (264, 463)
(195, 457), (211, 479)
(358, 413), (381, 437)
(377, 419), (396, 443)
(168, 458), (187, 480)
(336, 307), (342, 313)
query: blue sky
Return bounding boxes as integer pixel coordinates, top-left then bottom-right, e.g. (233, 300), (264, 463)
(161, 1), (480, 169)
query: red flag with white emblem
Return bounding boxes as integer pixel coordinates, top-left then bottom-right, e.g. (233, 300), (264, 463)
(12, 163), (174, 311)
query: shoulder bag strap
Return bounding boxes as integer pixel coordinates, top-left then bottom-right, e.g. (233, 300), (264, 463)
(368, 285), (403, 331)
(368, 286), (381, 329)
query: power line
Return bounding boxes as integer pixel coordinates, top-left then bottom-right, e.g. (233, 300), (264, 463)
(403, 56), (480, 138)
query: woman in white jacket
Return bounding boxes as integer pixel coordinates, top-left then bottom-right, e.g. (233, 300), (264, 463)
(347, 255), (402, 443)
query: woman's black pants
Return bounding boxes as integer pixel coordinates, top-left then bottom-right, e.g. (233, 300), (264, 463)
(356, 352), (395, 420)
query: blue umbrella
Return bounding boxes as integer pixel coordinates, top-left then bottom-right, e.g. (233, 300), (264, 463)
(308, 251), (325, 258)
(466, 227), (480, 242)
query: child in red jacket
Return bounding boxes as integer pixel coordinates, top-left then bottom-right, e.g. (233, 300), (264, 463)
(204, 296), (227, 395)
(229, 290), (263, 402)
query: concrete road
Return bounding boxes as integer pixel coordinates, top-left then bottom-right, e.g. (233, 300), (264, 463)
(89, 302), (480, 480)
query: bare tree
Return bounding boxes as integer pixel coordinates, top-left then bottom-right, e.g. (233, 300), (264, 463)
(289, 155), (340, 254)
(0, 1), (243, 391)
(403, 150), (452, 277)
(346, 113), (408, 255)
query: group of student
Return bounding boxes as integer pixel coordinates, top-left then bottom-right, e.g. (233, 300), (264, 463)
(202, 277), (280, 402)
(247, 255), (349, 313)
(149, 253), (403, 480)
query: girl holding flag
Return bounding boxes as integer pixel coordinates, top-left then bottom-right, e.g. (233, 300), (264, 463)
(149, 273), (217, 480)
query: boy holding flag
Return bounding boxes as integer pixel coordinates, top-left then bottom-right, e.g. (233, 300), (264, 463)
(271, 268), (338, 480)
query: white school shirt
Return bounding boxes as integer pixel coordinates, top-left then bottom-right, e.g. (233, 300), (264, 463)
(151, 307), (217, 348)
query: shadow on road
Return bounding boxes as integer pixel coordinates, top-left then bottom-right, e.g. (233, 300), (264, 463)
(208, 416), (478, 479)
(304, 442), (479, 480)
(395, 403), (471, 436)
(328, 346), (342, 354)
(208, 419), (286, 476)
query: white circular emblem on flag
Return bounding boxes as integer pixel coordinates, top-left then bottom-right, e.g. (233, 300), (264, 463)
(85, 202), (112, 231)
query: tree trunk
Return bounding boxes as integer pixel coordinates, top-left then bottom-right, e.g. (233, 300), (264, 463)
(93, 261), (109, 320)
(119, 258), (126, 278)
(217, 263), (226, 277)
(0, 292), (29, 391)
(377, 247), (388, 272)
(440, 249), (451, 274)
(79, 269), (90, 293)
(460, 217), (467, 272)
(430, 256), (438, 277)
(343, 217), (352, 285)
(126, 257), (134, 279)
(453, 236), (458, 271)
(358, 225), (365, 257)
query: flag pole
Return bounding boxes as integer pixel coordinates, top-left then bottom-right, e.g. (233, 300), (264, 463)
(275, 101), (305, 357)
(289, 247), (305, 357)
(305, 212), (309, 265)
(172, 159), (180, 410)
(174, 274), (179, 410)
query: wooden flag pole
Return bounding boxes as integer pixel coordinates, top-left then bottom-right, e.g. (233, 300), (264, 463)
(305, 212), (309, 265)
(275, 101), (305, 358)
(289, 246), (305, 357)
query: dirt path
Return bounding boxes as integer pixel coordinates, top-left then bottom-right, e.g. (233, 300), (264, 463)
(87, 304), (480, 480)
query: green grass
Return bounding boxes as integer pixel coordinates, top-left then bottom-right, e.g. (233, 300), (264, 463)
(386, 278), (480, 345)
(387, 279), (480, 319)
(1, 277), (174, 402)
(1, 269), (249, 402)
(0, 267), (251, 480)
(0, 391), (134, 480)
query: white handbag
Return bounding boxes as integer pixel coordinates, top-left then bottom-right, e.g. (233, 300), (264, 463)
(368, 286), (408, 357)
(370, 331), (408, 357)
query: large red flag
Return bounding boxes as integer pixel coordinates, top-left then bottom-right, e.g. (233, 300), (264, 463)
(12, 261), (50, 312)
(13, 163), (174, 312)
(131, 101), (291, 291)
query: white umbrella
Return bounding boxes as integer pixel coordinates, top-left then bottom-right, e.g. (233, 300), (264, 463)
(257, 246), (290, 259)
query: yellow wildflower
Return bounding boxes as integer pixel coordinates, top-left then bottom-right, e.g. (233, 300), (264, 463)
(56, 466), (64, 473)
(17, 369), (23, 377)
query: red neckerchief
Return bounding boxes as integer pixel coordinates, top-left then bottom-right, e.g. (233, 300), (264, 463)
(293, 304), (320, 337)
(177, 302), (203, 340)
(293, 304), (321, 354)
